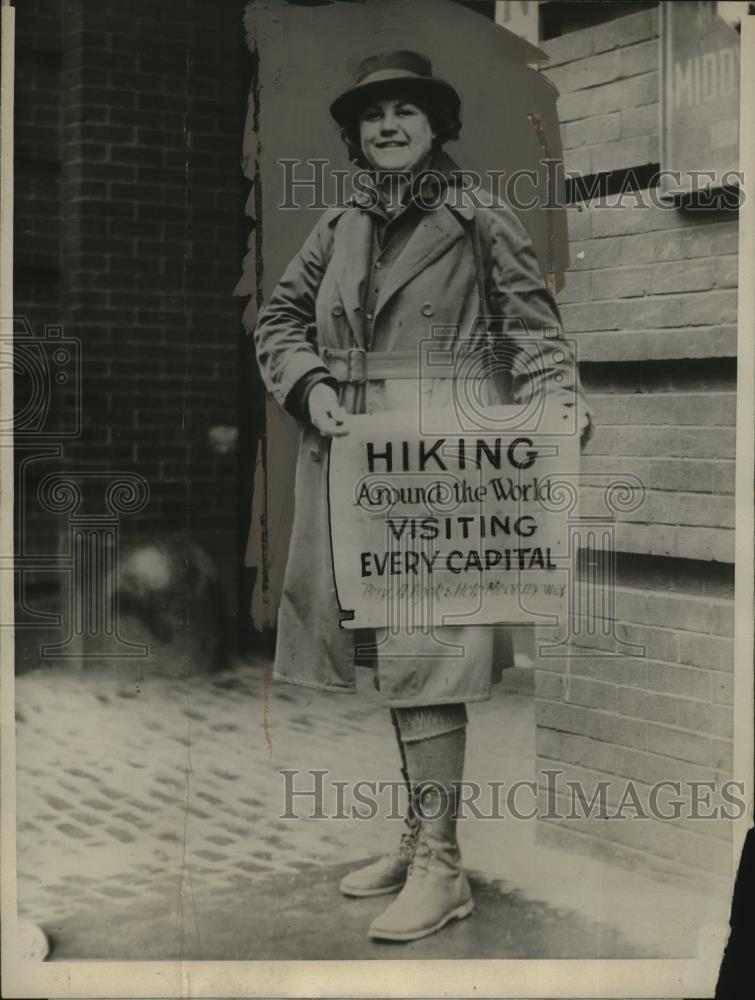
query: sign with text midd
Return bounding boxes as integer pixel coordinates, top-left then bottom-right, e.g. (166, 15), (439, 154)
(660, 1), (741, 196)
(328, 405), (579, 630)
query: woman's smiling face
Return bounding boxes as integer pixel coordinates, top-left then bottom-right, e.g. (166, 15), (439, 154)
(359, 97), (435, 172)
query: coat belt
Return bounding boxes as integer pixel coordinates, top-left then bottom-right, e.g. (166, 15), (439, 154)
(319, 346), (480, 383)
(319, 347), (424, 383)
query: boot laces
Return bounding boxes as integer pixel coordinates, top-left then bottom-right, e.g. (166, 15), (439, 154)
(399, 830), (415, 853)
(383, 817), (419, 861)
(406, 835), (432, 880)
(393, 823), (419, 859)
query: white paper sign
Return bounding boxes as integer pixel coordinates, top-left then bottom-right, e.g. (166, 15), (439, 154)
(328, 405), (579, 630)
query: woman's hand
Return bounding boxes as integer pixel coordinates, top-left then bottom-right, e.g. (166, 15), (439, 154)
(308, 383), (350, 437)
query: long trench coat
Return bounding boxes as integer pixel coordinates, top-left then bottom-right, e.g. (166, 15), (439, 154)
(254, 157), (586, 706)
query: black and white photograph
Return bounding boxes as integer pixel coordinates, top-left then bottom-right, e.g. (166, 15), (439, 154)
(1, 1), (754, 997)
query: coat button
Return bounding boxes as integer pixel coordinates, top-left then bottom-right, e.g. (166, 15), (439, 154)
(332, 304), (344, 316)
(421, 303), (434, 317)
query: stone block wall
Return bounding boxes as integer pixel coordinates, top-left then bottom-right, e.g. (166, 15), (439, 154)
(536, 6), (737, 882)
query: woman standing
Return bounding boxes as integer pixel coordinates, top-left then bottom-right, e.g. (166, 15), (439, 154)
(254, 50), (591, 942)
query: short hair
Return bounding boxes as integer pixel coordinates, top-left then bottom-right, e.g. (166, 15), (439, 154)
(339, 94), (462, 167)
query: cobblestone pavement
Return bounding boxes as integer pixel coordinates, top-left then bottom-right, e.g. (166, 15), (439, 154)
(12, 657), (722, 961)
(16, 657), (407, 924)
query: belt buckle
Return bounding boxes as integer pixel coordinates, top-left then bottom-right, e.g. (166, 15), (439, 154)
(347, 347), (366, 384)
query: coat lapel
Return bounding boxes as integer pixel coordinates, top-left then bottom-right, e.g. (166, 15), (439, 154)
(374, 206), (466, 319)
(328, 160), (476, 341)
(331, 208), (372, 348)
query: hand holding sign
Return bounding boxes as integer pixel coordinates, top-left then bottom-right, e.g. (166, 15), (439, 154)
(309, 383), (350, 437)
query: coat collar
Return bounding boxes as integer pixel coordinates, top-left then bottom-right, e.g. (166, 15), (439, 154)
(329, 152), (475, 338)
(344, 151), (477, 222)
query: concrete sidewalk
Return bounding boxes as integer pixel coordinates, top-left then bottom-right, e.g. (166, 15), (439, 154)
(13, 657), (725, 962)
(45, 862), (648, 961)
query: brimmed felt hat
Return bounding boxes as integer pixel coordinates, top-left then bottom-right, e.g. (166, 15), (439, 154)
(330, 50), (461, 128)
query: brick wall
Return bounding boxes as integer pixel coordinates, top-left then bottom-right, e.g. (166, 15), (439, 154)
(569, 197), (736, 564)
(536, 7), (737, 883)
(14, 1), (250, 644)
(544, 6), (659, 176)
(14, 0), (62, 326)
(535, 582), (734, 879)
